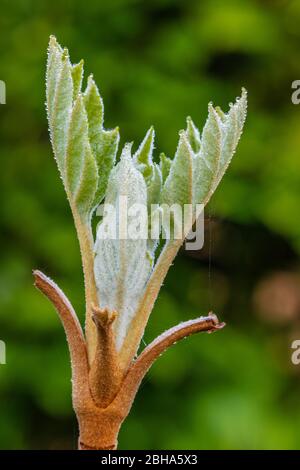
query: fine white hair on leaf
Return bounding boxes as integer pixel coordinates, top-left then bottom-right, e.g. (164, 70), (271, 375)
(94, 144), (154, 350)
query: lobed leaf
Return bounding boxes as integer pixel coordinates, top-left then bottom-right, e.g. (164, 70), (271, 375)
(192, 90), (247, 206)
(192, 104), (222, 205)
(46, 37), (121, 220)
(84, 76), (119, 208)
(214, 88), (247, 189)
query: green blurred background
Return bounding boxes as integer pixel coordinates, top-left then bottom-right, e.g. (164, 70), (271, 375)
(1, 0), (300, 449)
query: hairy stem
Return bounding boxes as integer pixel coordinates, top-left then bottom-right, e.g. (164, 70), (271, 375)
(115, 314), (225, 414)
(71, 207), (99, 365)
(119, 238), (183, 374)
(33, 270), (90, 405)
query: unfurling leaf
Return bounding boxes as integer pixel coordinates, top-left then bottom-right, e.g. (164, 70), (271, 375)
(50, 49), (73, 174)
(46, 36), (63, 121)
(84, 75), (104, 134)
(192, 104), (222, 205)
(147, 163), (162, 208)
(161, 131), (193, 207)
(72, 60), (84, 100)
(40, 37), (250, 450)
(91, 128), (120, 208)
(186, 116), (201, 154)
(191, 89), (247, 206)
(134, 127), (162, 209)
(214, 88), (247, 188)
(83, 76), (119, 207)
(133, 126), (155, 179)
(64, 93), (99, 218)
(94, 145), (153, 351)
(46, 36), (247, 363)
(65, 95), (89, 195)
(159, 152), (172, 183)
(46, 37), (119, 220)
(75, 145), (99, 217)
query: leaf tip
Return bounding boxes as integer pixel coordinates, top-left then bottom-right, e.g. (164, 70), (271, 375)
(48, 35), (58, 48)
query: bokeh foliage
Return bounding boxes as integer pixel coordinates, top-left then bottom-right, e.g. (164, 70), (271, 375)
(1, 0), (300, 449)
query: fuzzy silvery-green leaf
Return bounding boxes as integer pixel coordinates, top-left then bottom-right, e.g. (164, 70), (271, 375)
(46, 36), (63, 120)
(191, 89), (247, 206)
(133, 126), (155, 180)
(72, 60), (84, 100)
(215, 88), (247, 188)
(64, 89), (100, 218)
(65, 95), (89, 195)
(192, 104), (222, 206)
(46, 39), (99, 219)
(134, 127), (162, 209)
(186, 116), (201, 154)
(159, 152), (172, 183)
(50, 49), (73, 174)
(92, 127), (120, 208)
(75, 144), (99, 218)
(94, 145), (153, 350)
(161, 131), (193, 207)
(84, 76), (119, 207)
(46, 36), (120, 221)
(147, 163), (162, 208)
(84, 75), (104, 133)
(215, 106), (226, 122)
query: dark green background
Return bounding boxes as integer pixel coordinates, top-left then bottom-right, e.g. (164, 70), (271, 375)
(1, 0), (300, 449)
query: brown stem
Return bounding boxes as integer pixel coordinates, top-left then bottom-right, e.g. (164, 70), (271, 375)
(89, 306), (122, 408)
(33, 270), (90, 405)
(114, 313), (225, 414)
(33, 270), (124, 450)
(80, 314), (225, 450)
(33, 271), (225, 450)
(76, 403), (125, 450)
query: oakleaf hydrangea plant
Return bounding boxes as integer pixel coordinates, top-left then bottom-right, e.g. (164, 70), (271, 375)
(34, 36), (247, 450)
